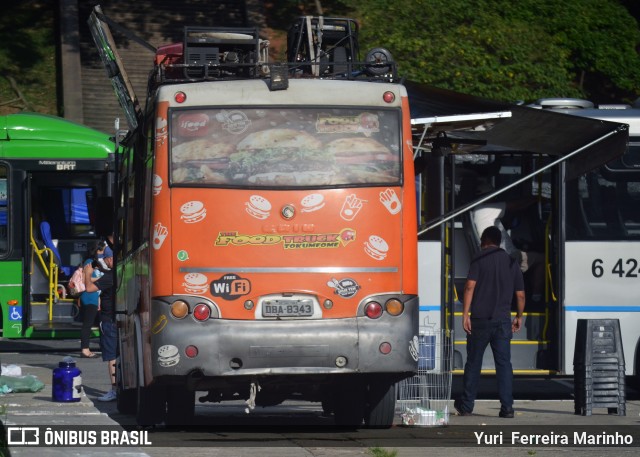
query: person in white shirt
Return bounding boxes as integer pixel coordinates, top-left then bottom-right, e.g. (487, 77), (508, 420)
(471, 186), (545, 304)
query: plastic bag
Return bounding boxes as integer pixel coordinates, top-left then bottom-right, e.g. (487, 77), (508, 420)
(1, 364), (22, 377)
(0, 374), (45, 393)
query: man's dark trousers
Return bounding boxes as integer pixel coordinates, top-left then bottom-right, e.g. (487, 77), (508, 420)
(459, 318), (514, 413)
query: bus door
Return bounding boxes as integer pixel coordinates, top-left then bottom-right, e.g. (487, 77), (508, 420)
(24, 170), (114, 336)
(0, 165), (114, 338)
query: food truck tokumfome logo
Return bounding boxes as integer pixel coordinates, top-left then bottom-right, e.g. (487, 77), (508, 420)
(215, 229), (356, 249)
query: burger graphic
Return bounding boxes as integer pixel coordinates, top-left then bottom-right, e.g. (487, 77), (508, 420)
(364, 235), (389, 261)
(230, 128), (333, 185)
(182, 273), (209, 294)
(158, 344), (180, 368)
(180, 200), (207, 224)
(245, 195), (272, 219)
(300, 193), (325, 213)
(171, 139), (235, 184)
(325, 137), (399, 184)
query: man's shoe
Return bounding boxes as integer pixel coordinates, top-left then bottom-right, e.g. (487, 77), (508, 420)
(454, 400), (473, 416)
(499, 409), (514, 418)
(97, 390), (117, 402)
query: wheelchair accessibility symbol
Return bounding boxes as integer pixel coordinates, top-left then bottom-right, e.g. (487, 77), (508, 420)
(9, 306), (22, 321)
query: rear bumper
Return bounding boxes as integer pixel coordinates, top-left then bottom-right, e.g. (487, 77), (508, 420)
(149, 295), (418, 380)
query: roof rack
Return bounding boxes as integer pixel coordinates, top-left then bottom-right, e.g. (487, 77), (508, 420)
(151, 17), (397, 89)
(153, 26), (269, 84)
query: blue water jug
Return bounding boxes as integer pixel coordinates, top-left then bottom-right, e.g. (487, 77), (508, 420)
(52, 357), (82, 402)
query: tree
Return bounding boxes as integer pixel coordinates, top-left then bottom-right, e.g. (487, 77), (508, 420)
(346, 0), (640, 103)
(0, 1), (57, 114)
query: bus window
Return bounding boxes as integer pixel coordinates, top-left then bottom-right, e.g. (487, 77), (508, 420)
(39, 187), (95, 238)
(567, 169), (640, 240)
(618, 180), (640, 237)
(0, 166), (8, 255)
(169, 108), (401, 188)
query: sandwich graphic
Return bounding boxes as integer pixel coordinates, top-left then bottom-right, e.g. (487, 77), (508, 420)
(300, 193), (325, 213)
(157, 344), (180, 367)
(325, 137), (399, 183)
(180, 200), (207, 224)
(364, 235), (389, 261)
(245, 195), (271, 220)
(171, 139), (235, 184)
(151, 315), (167, 334)
(231, 128), (332, 185)
(182, 273), (209, 294)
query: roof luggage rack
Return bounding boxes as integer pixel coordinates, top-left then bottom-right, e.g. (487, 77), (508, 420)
(183, 26), (267, 79)
(153, 26), (270, 85)
(152, 17), (397, 88)
(286, 16), (396, 80)
(287, 16), (358, 77)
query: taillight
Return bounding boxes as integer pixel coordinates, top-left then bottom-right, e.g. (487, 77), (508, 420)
(383, 91), (395, 103)
(365, 301), (383, 319)
(171, 300), (189, 319)
(385, 298), (404, 316)
(185, 345), (198, 358)
(193, 303), (211, 321)
(174, 91), (187, 103)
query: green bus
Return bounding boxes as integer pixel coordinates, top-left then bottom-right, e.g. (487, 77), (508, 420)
(0, 113), (115, 338)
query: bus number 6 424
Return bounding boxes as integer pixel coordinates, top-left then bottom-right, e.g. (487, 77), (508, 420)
(592, 258), (639, 278)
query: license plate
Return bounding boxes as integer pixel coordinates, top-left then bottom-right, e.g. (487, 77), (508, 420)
(262, 299), (314, 317)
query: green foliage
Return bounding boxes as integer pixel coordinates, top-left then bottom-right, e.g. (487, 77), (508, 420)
(347, 0), (640, 103)
(367, 447), (398, 457)
(0, 0), (57, 114)
(1, 0), (638, 113)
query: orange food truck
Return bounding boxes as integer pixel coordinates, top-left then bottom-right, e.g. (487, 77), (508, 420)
(89, 8), (417, 428)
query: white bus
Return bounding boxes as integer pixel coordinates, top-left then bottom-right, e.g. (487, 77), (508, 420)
(412, 95), (638, 379)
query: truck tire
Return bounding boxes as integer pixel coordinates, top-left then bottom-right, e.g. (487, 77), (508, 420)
(115, 358), (136, 415)
(333, 384), (365, 427)
(134, 336), (166, 426)
(364, 381), (396, 428)
(166, 386), (195, 427)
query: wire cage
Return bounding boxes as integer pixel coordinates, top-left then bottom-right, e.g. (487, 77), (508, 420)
(397, 328), (454, 426)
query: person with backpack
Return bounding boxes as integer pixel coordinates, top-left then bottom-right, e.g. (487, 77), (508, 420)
(79, 240), (107, 358)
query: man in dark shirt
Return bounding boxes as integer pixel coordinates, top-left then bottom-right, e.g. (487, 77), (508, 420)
(454, 226), (525, 418)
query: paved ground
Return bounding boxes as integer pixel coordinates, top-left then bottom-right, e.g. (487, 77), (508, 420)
(2, 363), (639, 457)
(1, 340), (639, 456)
